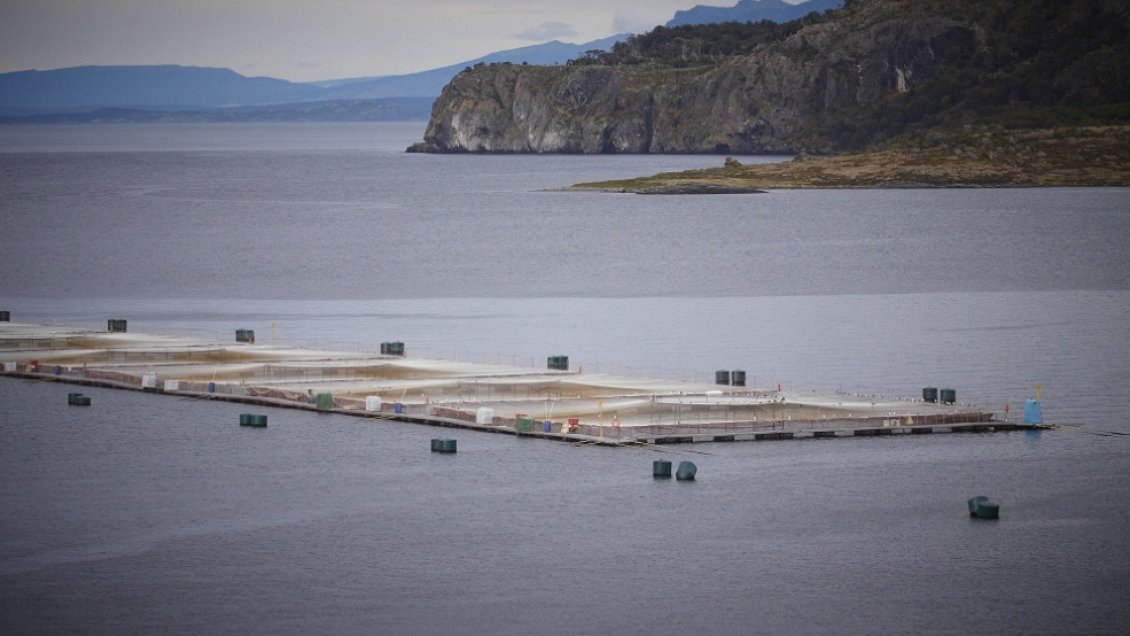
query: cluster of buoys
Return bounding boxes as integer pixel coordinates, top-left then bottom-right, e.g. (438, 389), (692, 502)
(653, 459), (696, 480)
(380, 341), (405, 356)
(922, 387), (958, 404)
(239, 413), (268, 427)
(431, 438), (457, 453)
(67, 392), (91, 406)
(714, 370), (746, 386)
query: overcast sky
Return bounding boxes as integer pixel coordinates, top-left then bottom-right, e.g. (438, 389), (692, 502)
(0, 1), (809, 82)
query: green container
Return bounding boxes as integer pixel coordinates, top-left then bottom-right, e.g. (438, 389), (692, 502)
(922, 387), (938, 403)
(71, 395), (91, 406)
(940, 388), (957, 404)
(516, 416), (534, 433)
(547, 355), (569, 371)
(381, 341), (405, 356)
(107, 319), (127, 333)
(315, 393), (334, 410)
(967, 495), (988, 516)
(240, 413), (267, 427)
(715, 370), (731, 385)
(68, 392), (85, 405)
(431, 438), (442, 452)
(653, 459), (672, 479)
(731, 370), (746, 387)
(975, 500), (1000, 520)
(432, 438), (456, 453)
(676, 461), (697, 481)
(0, 311), (9, 322)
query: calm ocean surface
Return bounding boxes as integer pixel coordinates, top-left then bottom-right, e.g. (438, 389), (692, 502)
(2, 123), (1129, 634)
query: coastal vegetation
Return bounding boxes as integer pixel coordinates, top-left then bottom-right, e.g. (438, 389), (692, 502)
(570, 123), (1130, 191)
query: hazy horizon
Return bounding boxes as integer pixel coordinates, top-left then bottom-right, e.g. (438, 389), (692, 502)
(0, 0), (811, 83)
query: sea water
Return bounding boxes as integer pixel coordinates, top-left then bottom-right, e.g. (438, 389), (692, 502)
(1, 123), (1128, 634)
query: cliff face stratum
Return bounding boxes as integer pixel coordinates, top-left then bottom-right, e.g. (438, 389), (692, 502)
(409, 0), (975, 153)
(407, 0), (1130, 154)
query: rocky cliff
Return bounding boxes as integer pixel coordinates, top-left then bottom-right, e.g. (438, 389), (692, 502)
(408, 0), (1130, 154)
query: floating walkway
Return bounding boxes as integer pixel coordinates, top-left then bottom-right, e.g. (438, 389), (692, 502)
(0, 320), (1039, 444)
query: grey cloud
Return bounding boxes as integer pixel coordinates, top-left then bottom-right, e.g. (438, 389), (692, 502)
(513, 21), (577, 41)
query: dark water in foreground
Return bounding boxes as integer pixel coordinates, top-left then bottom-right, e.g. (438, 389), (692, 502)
(1, 123), (1129, 633)
(2, 381), (1128, 634)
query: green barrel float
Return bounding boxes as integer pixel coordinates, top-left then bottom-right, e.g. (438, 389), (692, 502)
(731, 370), (746, 386)
(967, 496), (1000, 519)
(940, 388), (956, 404)
(653, 459), (672, 479)
(315, 393), (334, 410)
(380, 341), (405, 356)
(675, 461), (697, 481)
(922, 387), (938, 403)
(516, 416), (534, 433)
(431, 438), (457, 453)
(240, 413), (267, 427)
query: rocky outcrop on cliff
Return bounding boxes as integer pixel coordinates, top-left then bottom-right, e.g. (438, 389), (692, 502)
(408, 0), (1130, 154)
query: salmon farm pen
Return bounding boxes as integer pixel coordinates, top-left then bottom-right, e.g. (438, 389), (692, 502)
(0, 321), (1042, 445)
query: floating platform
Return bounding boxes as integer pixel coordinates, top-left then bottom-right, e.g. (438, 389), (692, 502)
(0, 321), (1034, 444)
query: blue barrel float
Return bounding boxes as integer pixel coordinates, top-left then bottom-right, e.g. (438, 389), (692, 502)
(1024, 399), (1043, 424)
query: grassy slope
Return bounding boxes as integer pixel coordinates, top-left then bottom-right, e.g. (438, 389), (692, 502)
(572, 125), (1130, 191)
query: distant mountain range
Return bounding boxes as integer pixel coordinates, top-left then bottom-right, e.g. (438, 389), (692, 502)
(0, 0), (843, 123)
(0, 35), (626, 122)
(668, 0), (844, 27)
